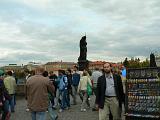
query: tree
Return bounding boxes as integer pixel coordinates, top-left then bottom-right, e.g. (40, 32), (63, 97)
(141, 58), (149, 67)
(123, 57), (150, 68)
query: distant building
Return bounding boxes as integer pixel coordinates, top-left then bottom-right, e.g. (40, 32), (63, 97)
(2, 64), (23, 72)
(44, 61), (77, 74)
(89, 61), (106, 71)
(89, 61), (123, 72)
(24, 62), (42, 71)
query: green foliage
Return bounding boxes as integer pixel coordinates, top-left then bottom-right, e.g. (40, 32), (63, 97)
(123, 57), (150, 68)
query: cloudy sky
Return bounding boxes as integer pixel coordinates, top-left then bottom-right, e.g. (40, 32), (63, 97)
(0, 0), (160, 66)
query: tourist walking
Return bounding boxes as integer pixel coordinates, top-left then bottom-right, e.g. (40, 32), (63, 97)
(77, 70), (92, 112)
(24, 69), (32, 112)
(49, 71), (58, 109)
(91, 67), (102, 111)
(58, 70), (69, 112)
(96, 63), (125, 120)
(26, 68), (55, 120)
(66, 69), (74, 106)
(72, 65), (80, 105)
(43, 71), (58, 120)
(4, 71), (17, 113)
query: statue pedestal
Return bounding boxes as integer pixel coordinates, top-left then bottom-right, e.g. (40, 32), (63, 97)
(78, 60), (89, 71)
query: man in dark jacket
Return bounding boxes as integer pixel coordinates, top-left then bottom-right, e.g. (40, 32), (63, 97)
(96, 63), (124, 120)
(71, 66), (80, 105)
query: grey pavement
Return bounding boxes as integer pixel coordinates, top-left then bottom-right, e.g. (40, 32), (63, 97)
(10, 95), (125, 120)
(10, 95), (99, 120)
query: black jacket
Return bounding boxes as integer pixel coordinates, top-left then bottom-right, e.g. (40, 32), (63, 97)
(96, 73), (125, 109)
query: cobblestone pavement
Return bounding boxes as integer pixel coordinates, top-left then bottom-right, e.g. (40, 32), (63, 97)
(10, 96), (125, 120)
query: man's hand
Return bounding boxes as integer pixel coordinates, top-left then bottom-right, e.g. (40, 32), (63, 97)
(95, 104), (99, 109)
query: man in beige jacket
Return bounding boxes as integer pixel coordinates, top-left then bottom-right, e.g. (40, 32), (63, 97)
(26, 68), (55, 120)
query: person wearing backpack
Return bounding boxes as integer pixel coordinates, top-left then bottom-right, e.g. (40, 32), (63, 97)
(71, 66), (80, 105)
(58, 70), (69, 112)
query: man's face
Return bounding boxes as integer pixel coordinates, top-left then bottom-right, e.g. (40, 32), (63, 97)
(66, 70), (69, 74)
(73, 66), (77, 71)
(103, 63), (111, 74)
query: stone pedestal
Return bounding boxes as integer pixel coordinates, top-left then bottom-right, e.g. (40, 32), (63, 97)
(78, 60), (89, 71)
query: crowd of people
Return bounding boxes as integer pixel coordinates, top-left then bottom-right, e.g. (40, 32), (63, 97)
(0, 63), (126, 120)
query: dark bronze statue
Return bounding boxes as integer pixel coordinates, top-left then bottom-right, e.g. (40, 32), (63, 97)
(150, 53), (157, 67)
(78, 35), (89, 71)
(78, 36), (87, 60)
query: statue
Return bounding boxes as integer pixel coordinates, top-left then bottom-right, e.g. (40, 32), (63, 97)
(78, 36), (87, 60)
(78, 35), (89, 71)
(150, 53), (157, 67)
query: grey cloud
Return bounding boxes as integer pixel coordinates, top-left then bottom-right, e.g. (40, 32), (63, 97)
(17, 21), (80, 51)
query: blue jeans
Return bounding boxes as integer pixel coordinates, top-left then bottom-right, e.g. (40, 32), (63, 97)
(31, 111), (46, 120)
(60, 89), (70, 109)
(9, 94), (15, 112)
(48, 101), (57, 120)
